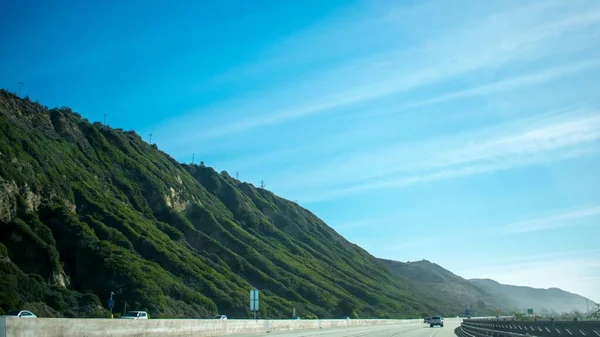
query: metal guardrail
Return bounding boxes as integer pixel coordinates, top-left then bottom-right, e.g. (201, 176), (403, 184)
(457, 325), (533, 337)
(459, 325), (533, 337)
(459, 319), (600, 337)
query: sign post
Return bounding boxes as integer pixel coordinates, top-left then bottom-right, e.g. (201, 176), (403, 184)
(108, 291), (115, 319)
(250, 289), (259, 319)
(527, 309), (534, 316)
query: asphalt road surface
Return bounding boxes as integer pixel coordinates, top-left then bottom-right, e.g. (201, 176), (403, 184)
(241, 320), (460, 337)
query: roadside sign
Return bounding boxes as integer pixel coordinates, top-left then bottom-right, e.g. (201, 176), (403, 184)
(527, 309), (533, 315)
(496, 309), (500, 315)
(250, 289), (259, 312)
(108, 299), (114, 309)
(465, 310), (470, 315)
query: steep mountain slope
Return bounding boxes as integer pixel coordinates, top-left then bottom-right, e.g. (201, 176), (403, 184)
(470, 279), (594, 313)
(380, 259), (517, 314)
(0, 90), (454, 318)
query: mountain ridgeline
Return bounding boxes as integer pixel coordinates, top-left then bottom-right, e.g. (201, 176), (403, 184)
(380, 259), (515, 313)
(469, 279), (594, 314)
(380, 259), (596, 315)
(0, 90), (591, 319)
(0, 89), (451, 318)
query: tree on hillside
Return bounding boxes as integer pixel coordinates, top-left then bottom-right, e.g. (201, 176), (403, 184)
(590, 303), (600, 319)
(337, 297), (360, 317)
(512, 310), (525, 320)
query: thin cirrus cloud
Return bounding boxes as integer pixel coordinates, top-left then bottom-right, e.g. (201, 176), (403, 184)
(370, 59), (600, 118)
(393, 205), (600, 252)
(153, 0), (600, 146)
(283, 111), (600, 202)
(503, 204), (600, 234)
(358, 204), (600, 257)
(209, 58), (600, 172)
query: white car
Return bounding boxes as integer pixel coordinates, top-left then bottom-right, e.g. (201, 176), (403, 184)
(430, 316), (444, 327)
(214, 315), (228, 320)
(1, 310), (37, 318)
(121, 311), (148, 319)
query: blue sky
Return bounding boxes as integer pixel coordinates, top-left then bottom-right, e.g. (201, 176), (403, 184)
(2, 0), (600, 303)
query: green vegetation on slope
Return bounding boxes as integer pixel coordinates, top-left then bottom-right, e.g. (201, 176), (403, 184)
(0, 90), (459, 318)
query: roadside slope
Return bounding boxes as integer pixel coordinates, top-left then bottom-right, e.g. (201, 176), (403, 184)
(0, 90), (448, 318)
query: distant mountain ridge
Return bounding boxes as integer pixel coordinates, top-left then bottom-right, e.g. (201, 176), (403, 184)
(380, 259), (595, 315)
(379, 259), (516, 314)
(469, 278), (595, 313)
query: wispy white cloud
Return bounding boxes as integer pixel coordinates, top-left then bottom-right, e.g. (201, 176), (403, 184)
(503, 205), (600, 234)
(356, 205), (600, 259)
(282, 110), (600, 202)
(371, 59), (600, 117)
(154, 0), (600, 145)
(210, 58), (600, 173)
(172, 0), (600, 302)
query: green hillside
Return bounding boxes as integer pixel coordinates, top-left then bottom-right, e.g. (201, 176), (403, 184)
(0, 90), (457, 318)
(380, 259), (516, 315)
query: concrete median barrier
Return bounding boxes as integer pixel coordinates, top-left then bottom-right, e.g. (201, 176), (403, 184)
(0, 317), (463, 337)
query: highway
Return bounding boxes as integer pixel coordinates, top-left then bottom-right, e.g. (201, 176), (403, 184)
(240, 320), (460, 337)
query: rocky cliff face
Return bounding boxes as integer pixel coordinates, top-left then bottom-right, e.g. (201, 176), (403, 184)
(0, 180), (19, 223)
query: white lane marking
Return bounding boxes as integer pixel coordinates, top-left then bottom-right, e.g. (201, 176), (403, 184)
(429, 327), (442, 337)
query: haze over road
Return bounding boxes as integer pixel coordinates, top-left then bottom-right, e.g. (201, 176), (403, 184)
(241, 320), (460, 337)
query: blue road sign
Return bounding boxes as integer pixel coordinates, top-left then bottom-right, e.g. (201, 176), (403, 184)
(250, 289), (259, 312)
(108, 299), (114, 309)
(465, 309), (470, 315)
